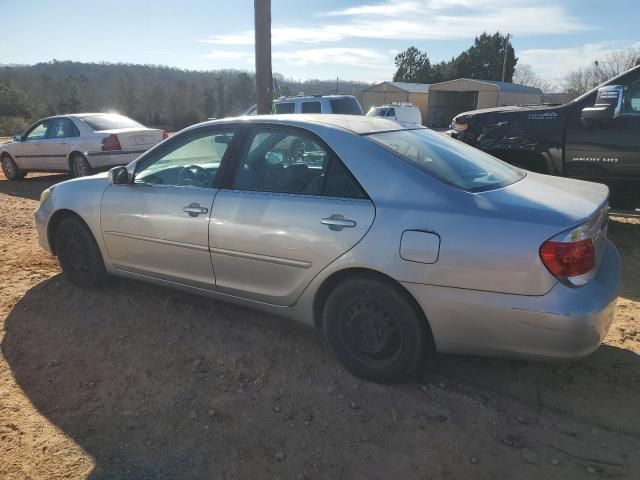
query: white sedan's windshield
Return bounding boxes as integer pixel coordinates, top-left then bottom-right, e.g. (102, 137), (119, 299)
(367, 128), (525, 192)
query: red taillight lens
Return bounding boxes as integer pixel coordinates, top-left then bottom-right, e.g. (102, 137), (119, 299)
(540, 238), (595, 278)
(101, 134), (121, 151)
(162, 130), (170, 140)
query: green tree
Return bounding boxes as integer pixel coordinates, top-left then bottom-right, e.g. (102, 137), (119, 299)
(393, 47), (431, 82)
(454, 32), (517, 82)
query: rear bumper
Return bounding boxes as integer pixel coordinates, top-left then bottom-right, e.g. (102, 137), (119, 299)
(403, 239), (621, 360)
(86, 151), (145, 169)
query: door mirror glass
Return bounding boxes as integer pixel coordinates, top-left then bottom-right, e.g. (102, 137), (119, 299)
(108, 166), (130, 185)
(581, 85), (624, 121)
(13, 134), (22, 142)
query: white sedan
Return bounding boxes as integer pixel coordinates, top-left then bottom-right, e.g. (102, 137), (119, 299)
(1, 113), (165, 180)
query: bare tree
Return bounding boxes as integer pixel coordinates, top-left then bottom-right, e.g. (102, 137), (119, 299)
(513, 63), (552, 91)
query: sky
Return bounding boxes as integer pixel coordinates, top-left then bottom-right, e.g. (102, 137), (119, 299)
(1, 0), (639, 84)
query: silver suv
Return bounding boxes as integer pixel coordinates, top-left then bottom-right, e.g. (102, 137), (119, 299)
(244, 95), (364, 116)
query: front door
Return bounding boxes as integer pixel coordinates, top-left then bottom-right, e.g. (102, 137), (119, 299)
(101, 126), (238, 290)
(14, 119), (52, 170)
(40, 117), (77, 169)
(211, 126), (375, 306)
(565, 68), (640, 184)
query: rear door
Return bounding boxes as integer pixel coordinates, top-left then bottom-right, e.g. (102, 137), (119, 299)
(210, 125), (375, 306)
(565, 68), (640, 182)
(41, 118), (78, 169)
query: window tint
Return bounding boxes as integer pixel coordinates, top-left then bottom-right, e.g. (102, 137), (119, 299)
(301, 101), (321, 113)
(47, 118), (78, 138)
(329, 97), (363, 115)
(135, 129), (235, 188)
(25, 120), (51, 141)
(623, 77), (640, 113)
(81, 114), (144, 131)
(385, 108), (396, 117)
(274, 102), (295, 114)
(367, 128), (525, 192)
(232, 128), (365, 198)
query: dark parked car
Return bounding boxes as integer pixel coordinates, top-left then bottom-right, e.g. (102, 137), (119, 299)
(450, 65), (640, 208)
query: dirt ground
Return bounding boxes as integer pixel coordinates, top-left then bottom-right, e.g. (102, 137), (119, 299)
(0, 172), (638, 480)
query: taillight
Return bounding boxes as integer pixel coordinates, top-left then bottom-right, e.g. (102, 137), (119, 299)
(162, 130), (169, 140)
(540, 223), (596, 287)
(101, 134), (121, 151)
(453, 121), (468, 132)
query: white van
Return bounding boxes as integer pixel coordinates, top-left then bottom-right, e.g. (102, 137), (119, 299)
(366, 102), (422, 125)
(244, 95), (364, 116)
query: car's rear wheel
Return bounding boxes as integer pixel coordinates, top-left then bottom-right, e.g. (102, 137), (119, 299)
(54, 217), (107, 288)
(70, 154), (91, 178)
(323, 275), (431, 383)
(1, 155), (26, 180)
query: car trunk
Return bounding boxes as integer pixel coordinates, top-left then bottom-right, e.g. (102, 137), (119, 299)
(99, 128), (163, 152)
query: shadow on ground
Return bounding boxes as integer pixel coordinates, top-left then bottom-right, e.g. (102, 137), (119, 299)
(3, 274), (639, 479)
(0, 174), (68, 201)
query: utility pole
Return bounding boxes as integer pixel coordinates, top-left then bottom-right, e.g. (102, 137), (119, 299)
(254, 0), (273, 114)
(501, 33), (512, 82)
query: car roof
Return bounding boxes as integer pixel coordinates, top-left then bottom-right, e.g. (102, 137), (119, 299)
(275, 95), (356, 102)
(194, 114), (423, 135)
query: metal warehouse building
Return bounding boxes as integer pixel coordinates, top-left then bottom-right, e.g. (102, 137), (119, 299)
(362, 79), (542, 128)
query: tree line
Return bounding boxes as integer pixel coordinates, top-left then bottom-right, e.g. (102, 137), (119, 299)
(0, 60), (370, 135)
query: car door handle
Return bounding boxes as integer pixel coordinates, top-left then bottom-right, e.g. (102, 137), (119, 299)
(183, 203), (209, 216)
(321, 215), (356, 231)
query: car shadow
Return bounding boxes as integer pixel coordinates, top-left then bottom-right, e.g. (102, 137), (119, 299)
(0, 174), (69, 201)
(608, 216), (640, 302)
(3, 274), (640, 478)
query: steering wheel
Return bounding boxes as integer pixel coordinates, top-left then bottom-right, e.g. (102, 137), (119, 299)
(177, 165), (209, 187)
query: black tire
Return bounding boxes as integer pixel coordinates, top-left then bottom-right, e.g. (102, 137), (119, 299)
(54, 217), (108, 288)
(323, 275), (431, 384)
(70, 153), (91, 178)
(1, 154), (26, 180)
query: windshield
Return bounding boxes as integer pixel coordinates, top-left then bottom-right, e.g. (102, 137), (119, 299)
(367, 107), (391, 117)
(367, 128), (525, 192)
(80, 114), (144, 131)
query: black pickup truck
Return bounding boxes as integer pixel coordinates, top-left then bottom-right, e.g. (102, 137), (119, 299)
(450, 65), (640, 207)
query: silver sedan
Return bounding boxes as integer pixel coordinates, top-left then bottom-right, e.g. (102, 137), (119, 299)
(35, 115), (621, 383)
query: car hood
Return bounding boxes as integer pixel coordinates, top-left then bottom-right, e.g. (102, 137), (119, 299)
(453, 104), (564, 122)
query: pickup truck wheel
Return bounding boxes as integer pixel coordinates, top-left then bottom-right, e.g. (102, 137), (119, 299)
(1, 155), (26, 180)
(55, 217), (108, 288)
(70, 154), (91, 178)
(323, 275), (431, 384)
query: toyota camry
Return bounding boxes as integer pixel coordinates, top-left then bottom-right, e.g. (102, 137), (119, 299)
(34, 115), (621, 383)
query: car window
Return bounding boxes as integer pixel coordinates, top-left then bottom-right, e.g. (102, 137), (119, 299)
(80, 114), (144, 131)
(385, 108), (396, 117)
(367, 128), (525, 192)
(623, 77), (640, 113)
(24, 120), (51, 141)
(329, 97), (363, 115)
(232, 128), (365, 198)
(47, 118), (79, 138)
(135, 129), (235, 188)
(301, 101), (321, 113)
(274, 102), (295, 114)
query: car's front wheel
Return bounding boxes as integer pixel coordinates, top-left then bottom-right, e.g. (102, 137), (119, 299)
(1, 155), (26, 180)
(323, 274), (432, 383)
(54, 216), (108, 288)
(70, 154), (91, 178)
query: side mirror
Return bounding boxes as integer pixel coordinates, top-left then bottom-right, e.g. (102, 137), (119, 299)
(581, 85), (624, 121)
(13, 134), (22, 142)
(108, 166), (130, 185)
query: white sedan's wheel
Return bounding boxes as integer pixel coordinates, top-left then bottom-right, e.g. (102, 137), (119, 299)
(1, 155), (25, 181)
(70, 154), (91, 178)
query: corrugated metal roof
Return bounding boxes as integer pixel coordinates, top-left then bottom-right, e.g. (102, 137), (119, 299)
(366, 82), (431, 93)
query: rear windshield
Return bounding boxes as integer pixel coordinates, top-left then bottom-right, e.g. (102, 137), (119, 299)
(367, 128), (525, 192)
(80, 114), (144, 131)
(330, 97), (363, 115)
(367, 107), (395, 117)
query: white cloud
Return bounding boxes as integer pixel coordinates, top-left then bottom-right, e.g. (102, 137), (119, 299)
(274, 48), (390, 69)
(204, 0), (589, 46)
(200, 50), (254, 61)
(520, 41), (640, 80)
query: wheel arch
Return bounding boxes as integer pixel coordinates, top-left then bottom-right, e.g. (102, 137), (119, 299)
(67, 150), (89, 169)
(312, 267), (435, 347)
(47, 209), (89, 255)
(490, 149), (553, 174)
